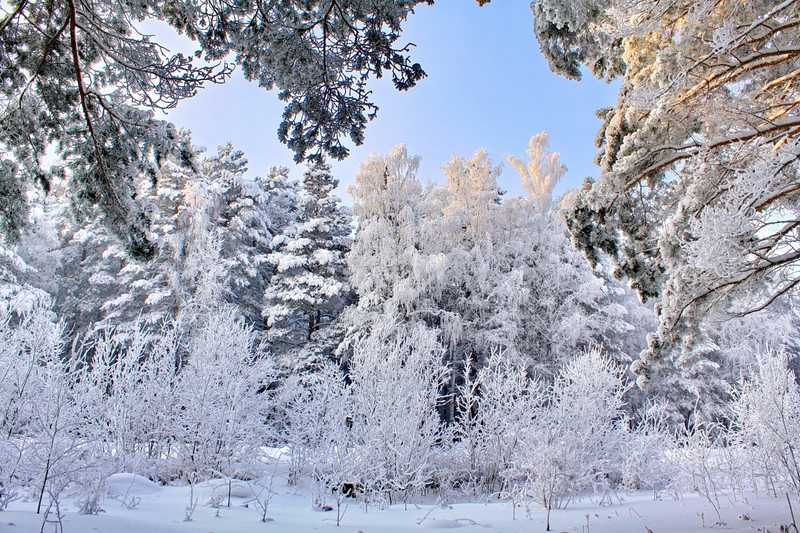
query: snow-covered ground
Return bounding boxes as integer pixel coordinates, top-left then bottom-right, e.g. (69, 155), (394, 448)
(4, 472), (797, 533)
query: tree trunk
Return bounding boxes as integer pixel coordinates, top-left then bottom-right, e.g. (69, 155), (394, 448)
(546, 500), (552, 531)
(307, 308), (316, 341)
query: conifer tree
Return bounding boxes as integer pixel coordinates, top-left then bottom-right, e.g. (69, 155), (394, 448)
(1, 0), (431, 253)
(532, 0), (800, 378)
(264, 162), (351, 367)
(56, 152), (197, 334)
(1, 189), (63, 317)
(201, 144), (280, 328)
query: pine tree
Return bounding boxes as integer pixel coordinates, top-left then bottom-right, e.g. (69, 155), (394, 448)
(0, 187), (63, 317)
(536, 0), (800, 378)
(55, 147), (199, 334)
(264, 162), (351, 368)
(202, 144), (277, 328)
(1, 0), (431, 253)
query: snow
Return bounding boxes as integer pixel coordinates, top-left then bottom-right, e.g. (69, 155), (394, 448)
(106, 473), (164, 497)
(4, 473), (797, 533)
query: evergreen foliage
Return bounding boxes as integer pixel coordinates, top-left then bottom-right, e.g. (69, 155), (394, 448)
(1, 0), (430, 254)
(533, 0), (800, 379)
(265, 162), (351, 368)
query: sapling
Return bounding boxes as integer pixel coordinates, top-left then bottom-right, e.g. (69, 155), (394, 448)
(247, 460), (280, 523)
(498, 478), (527, 521)
(108, 491), (141, 510)
(39, 490), (64, 533)
(347, 322), (450, 507)
(184, 473), (198, 522)
(673, 423), (726, 526)
(516, 348), (629, 531)
(729, 350), (800, 497)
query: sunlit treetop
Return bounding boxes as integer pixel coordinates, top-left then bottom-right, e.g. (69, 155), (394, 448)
(544, 0), (800, 381)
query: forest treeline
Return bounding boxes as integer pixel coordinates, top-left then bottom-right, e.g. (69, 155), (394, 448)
(1, 133), (799, 524)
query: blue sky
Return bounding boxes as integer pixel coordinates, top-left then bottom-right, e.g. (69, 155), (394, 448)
(157, 2), (620, 201)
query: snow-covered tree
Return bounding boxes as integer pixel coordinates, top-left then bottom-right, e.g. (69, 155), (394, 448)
(1, 0), (432, 255)
(347, 322), (450, 504)
(430, 138), (638, 373)
(516, 349), (629, 531)
(619, 403), (676, 493)
(202, 145), (281, 328)
(53, 134), (205, 335)
(540, 0), (800, 379)
(530, 0), (624, 81)
(642, 303), (800, 429)
(265, 162), (351, 368)
(433, 149), (508, 360)
(54, 141), (302, 336)
(178, 157), (303, 331)
(346, 139), (646, 392)
(506, 132), (565, 216)
(0, 186), (62, 318)
(455, 350), (544, 492)
(649, 339), (730, 428)
(730, 349), (800, 496)
(177, 221), (231, 324)
(347, 145), (440, 318)
(172, 307), (276, 482)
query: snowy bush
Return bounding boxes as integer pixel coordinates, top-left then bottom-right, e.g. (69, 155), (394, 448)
(277, 361), (353, 489)
(172, 307), (277, 484)
(619, 403), (677, 495)
(514, 348), (629, 530)
(455, 349), (544, 492)
(81, 323), (182, 479)
(347, 322), (451, 506)
(729, 349), (800, 496)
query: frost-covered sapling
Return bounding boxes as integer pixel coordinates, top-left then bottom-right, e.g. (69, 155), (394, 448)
(730, 350), (800, 497)
(184, 472), (199, 522)
(619, 402), (677, 498)
(455, 349), (543, 492)
(497, 475), (529, 521)
(173, 307), (276, 484)
(302, 363), (360, 524)
(347, 322), (450, 507)
(517, 348), (628, 531)
(672, 423), (727, 526)
(246, 460), (280, 523)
